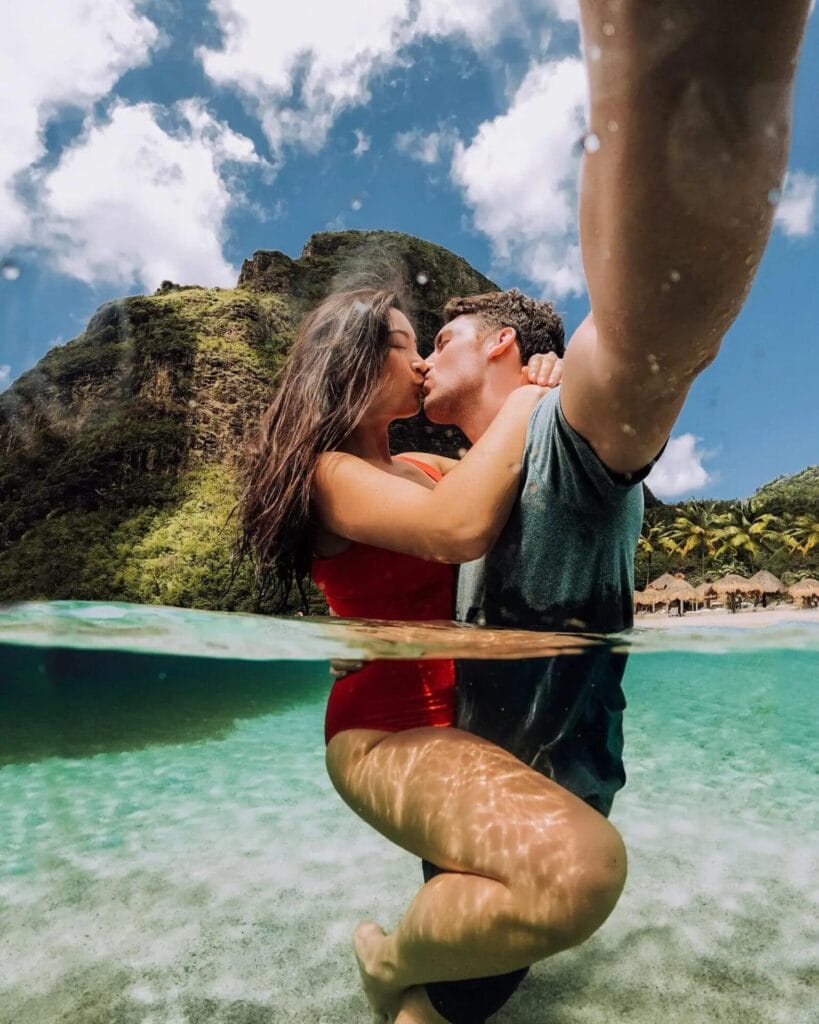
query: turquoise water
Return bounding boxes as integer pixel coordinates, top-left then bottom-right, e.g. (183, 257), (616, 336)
(1, 603), (817, 1023)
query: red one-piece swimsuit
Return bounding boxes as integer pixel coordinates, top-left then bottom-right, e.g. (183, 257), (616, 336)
(312, 456), (456, 744)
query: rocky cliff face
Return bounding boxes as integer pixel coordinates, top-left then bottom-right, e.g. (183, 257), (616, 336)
(0, 231), (495, 610)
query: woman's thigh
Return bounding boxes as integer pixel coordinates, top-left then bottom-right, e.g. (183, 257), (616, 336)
(325, 726), (621, 890)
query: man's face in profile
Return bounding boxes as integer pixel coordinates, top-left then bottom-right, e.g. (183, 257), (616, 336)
(422, 314), (487, 425)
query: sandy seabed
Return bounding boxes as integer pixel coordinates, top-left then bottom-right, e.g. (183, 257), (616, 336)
(1, 631), (816, 1024)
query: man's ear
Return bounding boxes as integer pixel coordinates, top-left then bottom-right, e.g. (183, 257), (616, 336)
(487, 327), (518, 361)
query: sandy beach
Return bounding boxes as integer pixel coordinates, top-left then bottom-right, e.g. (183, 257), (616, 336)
(634, 603), (819, 629)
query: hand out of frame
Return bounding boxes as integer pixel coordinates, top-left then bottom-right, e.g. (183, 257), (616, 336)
(522, 352), (563, 388)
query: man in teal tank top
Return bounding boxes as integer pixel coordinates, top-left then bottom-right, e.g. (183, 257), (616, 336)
(411, 1), (811, 1021)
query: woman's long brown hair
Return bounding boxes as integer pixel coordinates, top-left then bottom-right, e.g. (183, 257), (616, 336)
(237, 287), (406, 611)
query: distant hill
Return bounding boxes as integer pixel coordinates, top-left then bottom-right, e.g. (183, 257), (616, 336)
(0, 231), (494, 609)
(752, 465), (819, 514)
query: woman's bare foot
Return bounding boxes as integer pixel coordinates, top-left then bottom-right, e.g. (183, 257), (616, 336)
(353, 921), (404, 1022)
(394, 986), (451, 1024)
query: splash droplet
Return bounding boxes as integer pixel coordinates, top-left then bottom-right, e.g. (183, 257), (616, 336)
(767, 187), (782, 205)
(587, 44), (602, 62)
(621, 423), (636, 437)
(1, 259), (21, 281)
(583, 132), (601, 154)
(457, 448), (468, 459)
(416, 272), (429, 286)
(669, 269), (681, 283)
(350, 198), (362, 211)
(607, 120), (619, 133)
(602, 22), (616, 37)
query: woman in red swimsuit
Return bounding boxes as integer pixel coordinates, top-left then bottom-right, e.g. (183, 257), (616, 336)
(240, 288), (625, 1024)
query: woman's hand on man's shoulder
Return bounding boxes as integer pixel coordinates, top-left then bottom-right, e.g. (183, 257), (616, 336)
(522, 352), (563, 387)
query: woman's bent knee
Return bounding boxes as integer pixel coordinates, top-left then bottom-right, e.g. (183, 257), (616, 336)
(518, 819), (627, 956)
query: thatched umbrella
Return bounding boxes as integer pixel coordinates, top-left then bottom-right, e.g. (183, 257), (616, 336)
(663, 578), (697, 616)
(647, 573), (681, 592)
(634, 588), (663, 612)
(788, 578), (819, 608)
(694, 582), (716, 608)
(712, 573), (750, 613)
(745, 570), (786, 608)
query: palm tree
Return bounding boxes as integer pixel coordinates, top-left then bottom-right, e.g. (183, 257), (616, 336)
(782, 514), (819, 557)
(665, 500), (719, 581)
(637, 522), (665, 589)
(712, 502), (783, 571)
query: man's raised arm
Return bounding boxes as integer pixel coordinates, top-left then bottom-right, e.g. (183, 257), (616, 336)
(561, 1), (810, 475)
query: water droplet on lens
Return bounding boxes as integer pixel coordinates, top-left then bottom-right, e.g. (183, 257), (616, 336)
(457, 448), (467, 459)
(767, 187), (782, 205)
(621, 423), (636, 436)
(669, 269), (681, 283)
(416, 272), (429, 286)
(1, 259), (21, 281)
(583, 133), (601, 154)
(607, 120), (619, 133)
(602, 22), (616, 36)
(350, 198), (362, 211)
(588, 44), (602, 61)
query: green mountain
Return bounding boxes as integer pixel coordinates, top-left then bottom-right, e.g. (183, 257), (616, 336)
(752, 465), (819, 515)
(0, 231), (493, 609)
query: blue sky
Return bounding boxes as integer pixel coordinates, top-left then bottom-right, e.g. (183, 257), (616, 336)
(1, 0), (817, 501)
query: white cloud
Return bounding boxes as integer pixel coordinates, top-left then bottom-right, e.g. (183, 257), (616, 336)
(353, 129), (371, 157)
(38, 100), (262, 290)
(450, 57), (588, 297)
(395, 127), (458, 165)
(199, 0), (409, 154)
(774, 171), (817, 238)
(0, 0), (159, 249)
(198, 0), (564, 158)
(646, 434), (714, 499)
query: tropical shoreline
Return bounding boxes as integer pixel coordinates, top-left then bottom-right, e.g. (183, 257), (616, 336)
(634, 604), (819, 629)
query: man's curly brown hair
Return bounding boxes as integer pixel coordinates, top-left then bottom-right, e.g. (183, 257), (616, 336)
(442, 288), (565, 363)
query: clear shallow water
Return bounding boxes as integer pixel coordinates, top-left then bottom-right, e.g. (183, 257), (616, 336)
(0, 602), (817, 1024)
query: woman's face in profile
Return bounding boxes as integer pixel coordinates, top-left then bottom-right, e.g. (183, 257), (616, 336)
(366, 308), (428, 421)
